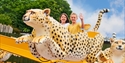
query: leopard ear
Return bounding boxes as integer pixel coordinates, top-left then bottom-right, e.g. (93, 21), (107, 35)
(110, 38), (114, 43)
(43, 8), (50, 16)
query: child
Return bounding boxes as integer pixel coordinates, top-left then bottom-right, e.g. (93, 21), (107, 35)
(68, 13), (84, 34)
(68, 12), (87, 63)
(59, 13), (70, 27)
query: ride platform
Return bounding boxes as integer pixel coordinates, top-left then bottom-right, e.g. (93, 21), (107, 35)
(0, 31), (98, 63)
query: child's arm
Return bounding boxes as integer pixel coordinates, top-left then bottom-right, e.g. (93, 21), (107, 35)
(79, 13), (84, 29)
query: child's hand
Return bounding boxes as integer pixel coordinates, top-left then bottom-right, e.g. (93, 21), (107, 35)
(79, 13), (83, 20)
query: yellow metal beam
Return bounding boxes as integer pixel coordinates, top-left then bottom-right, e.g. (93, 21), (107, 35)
(0, 31), (98, 63)
(0, 35), (42, 62)
(88, 31), (99, 38)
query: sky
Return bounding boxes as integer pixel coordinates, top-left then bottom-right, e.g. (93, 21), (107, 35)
(66, 0), (125, 39)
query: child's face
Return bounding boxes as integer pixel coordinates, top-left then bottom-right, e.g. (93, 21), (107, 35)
(60, 14), (67, 23)
(70, 14), (77, 23)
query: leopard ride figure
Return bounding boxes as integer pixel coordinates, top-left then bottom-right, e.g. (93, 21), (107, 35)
(16, 8), (109, 63)
(0, 49), (20, 62)
(98, 38), (125, 63)
(0, 49), (12, 62)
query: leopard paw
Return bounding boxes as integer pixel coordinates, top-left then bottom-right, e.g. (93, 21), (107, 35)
(16, 34), (33, 44)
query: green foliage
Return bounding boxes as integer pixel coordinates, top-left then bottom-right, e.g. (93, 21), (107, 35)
(102, 43), (111, 50)
(13, 27), (21, 34)
(0, 14), (12, 25)
(0, 0), (72, 62)
(23, 28), (30, 33)
(0, 0), (72, 33)
(0, 32), (22, 37)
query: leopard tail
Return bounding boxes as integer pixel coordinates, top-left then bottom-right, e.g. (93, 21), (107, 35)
(93, 9), (109, 31)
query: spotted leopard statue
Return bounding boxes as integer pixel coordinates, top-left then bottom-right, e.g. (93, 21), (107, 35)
(0, 49), (12, 61)
(16, 8), (109, 63)
(98, 38), (125, 63)
(0, 50), (20, 62)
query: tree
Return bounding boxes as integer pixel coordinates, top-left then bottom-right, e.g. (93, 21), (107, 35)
(0, 14), (12, 25)
(0, 0), (72, 33)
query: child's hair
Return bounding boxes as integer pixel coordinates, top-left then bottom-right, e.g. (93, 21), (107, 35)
(59, 13), (69, 23)
(70, 12), (78, 18)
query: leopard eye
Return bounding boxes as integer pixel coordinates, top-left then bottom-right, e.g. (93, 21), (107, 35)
(115, 41), (118, 44)
(31, 11), (35, 14)
(122, 42), (125, 44)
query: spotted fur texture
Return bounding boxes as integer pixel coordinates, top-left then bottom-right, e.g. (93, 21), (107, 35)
(99, 38), (125, 63)
(16, 8), (109, 63)
(0, 50), (12, 61)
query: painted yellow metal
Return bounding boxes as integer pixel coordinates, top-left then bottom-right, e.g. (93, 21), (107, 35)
(88, 31), (99, 38)
(0, 35), (42, 62)
(0, 31), (99, 63)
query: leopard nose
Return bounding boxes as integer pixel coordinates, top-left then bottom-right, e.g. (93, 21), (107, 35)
(118, 45), (122, 48)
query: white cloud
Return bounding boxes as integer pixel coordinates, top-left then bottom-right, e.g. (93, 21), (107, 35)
(67, 0), (124, 38)
(110, 0), (124, 8)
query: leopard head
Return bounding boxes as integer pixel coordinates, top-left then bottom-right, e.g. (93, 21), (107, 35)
(110, 38), (125, 52)
(22, 8), (50, 27)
